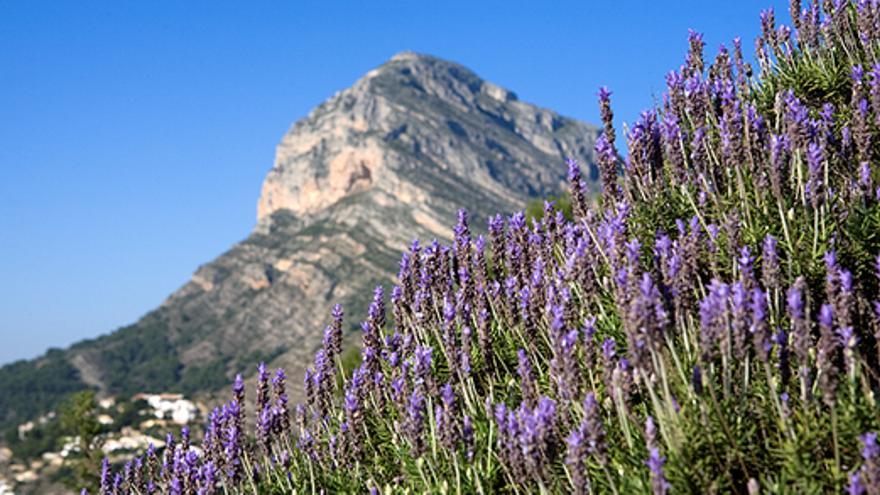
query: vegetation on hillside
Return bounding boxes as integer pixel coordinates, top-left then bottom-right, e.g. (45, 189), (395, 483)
(92, 1), (880, 493)
(0, 349), (88, 432)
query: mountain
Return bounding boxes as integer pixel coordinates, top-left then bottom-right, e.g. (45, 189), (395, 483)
(0, 52), (601, 430)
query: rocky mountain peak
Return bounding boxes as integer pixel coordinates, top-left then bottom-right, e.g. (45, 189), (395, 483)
(257, 52), (597, 228)
(368, 51), (518, 103)
(0, 53), (602, 437)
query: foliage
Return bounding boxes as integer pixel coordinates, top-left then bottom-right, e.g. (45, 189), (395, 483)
(112, 399), (149, 431)
(4, 413), (64, 462)
(84, 323), (182, 397)
(525, 191), (574, 226)
(59, 390), (104, 493)
(0, 349), (89, 432)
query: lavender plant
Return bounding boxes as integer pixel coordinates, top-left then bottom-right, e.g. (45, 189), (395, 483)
(91, 1), (880, 493)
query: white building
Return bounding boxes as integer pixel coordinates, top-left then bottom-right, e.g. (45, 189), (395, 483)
(59, 437), (81, 458)
(16, 412), (56, 441)
(16, 422), (34, 441)
(132, 393), (199, 425)
(102, 428), (164, 455)
(41, 452), (63, 467)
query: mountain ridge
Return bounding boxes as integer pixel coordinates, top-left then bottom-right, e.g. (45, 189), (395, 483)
(0, 51), (601, 430)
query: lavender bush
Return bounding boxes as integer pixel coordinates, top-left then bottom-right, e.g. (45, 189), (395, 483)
(92, 1), (880, 492)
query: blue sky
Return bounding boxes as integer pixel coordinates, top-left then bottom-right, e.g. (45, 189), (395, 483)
(0, 0), (785, 365)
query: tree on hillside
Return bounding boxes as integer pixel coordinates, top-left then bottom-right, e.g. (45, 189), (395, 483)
(59, 391), (103, 493)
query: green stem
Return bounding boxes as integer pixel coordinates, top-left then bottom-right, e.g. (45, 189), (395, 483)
(602, 465), (620, 495)
(832, 406), (841, 481)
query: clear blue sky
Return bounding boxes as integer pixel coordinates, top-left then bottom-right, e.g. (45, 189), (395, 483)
(0, 0), (786, 365)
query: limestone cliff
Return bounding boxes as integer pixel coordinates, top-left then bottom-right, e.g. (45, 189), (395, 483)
(0, 52), (600, 429)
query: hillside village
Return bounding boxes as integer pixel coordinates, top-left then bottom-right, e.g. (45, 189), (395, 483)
(0, 393), (202, 494)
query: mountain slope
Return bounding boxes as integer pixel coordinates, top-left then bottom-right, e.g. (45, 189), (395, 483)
(0, 52), (600, 430)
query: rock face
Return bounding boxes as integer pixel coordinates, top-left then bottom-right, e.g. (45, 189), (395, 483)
(0, 52), (600, 427)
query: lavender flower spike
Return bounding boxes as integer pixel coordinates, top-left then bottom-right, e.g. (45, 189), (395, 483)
(517, 348), (538, 408)
(598, 86), (616, 143)
(568, 157), (589, 220)
(787, 277), (811, 402)
(565, 427), (590, 495)
(595, 134), (620, 202)
(646, 447), (671, 495)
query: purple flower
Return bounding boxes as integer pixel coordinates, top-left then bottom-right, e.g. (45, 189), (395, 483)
(566, 394), (610, 493)
(860, 162), (874, 196)
(582, 393), (607, 465)
(806, 141), (825, 207)
(595, 134), (620, 202)
(760, 8), (777, 46)
(100, 457), (112, 495)
(848, 472), (866, 495)
(686, 29), (705, 75)
(163, 432), (175, 476)
(231, 374), (244, 427)
(837, 267), (855, 330)
(565, 426), (590, 494)
(550, 327), (581, 402)
(474, 234), (489, 284)
(699, 279), (729, 362)
(784, 91), (810, 149)
(369, 286), (386, 331)
(272, 369), (290, 435)
(863, 432), (880, 460)
(769, 134), (790, 198)
(435, 383), (461, 453)
(625, 273), (668, 372)
(405, 390), (427, 457)
(454, 209), (472, 278)
(412, 345), (433, 391)
(256, 362), (270, 414)
(198, 461), (217, 494)
(627, 110), (663, 183)
(202, 408), (222, 467)
(517, 348), (538, 408)
(762, 235), (780, 291)
(521, 397), (558, 482)
(787, 277), (811, 402)
(323, 304), (344, 359)
(855, 63), (868, 84)
(731, 282), (750, 360)
(646, 448), (671, 495)
(838, 326), (858, 377)
(645, 416), (658, 449)
(462, 415), (475, 461)
(488, 214), (506, 268)
(222, 401), (242, 483)
(598, 86), (616, 144)
(169, 477), (182, 495)
(568, 158), (589, 220)
(498, 402), (528, 479)
(662, 113), (686, 183)
(817, 304), (839, 407)
(602, 337), (617, 361)
(859, 432), (880, 492)
(750, 288), (771, 362)
(855, 96), (873, 162)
